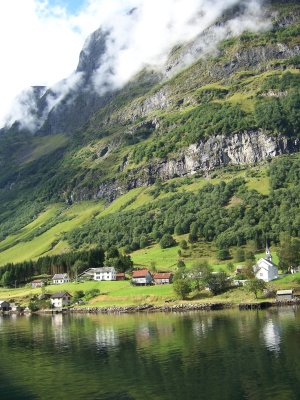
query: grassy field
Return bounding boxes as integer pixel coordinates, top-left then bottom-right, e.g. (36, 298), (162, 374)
(1, 271), (300, 307)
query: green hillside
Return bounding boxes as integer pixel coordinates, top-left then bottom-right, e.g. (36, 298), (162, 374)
(0, 0), (299, 278)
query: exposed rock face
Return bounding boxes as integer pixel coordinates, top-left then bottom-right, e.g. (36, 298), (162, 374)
(137, 131), (299, 181)
(71, 131), (300, 202)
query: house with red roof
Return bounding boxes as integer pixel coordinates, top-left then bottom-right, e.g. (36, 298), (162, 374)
(153, 272), (173, 285)
(132, 269), (153, 285)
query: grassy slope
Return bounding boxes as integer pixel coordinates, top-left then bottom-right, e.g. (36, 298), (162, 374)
(0, 201), (105, 265)
(0, 163), (270, 266)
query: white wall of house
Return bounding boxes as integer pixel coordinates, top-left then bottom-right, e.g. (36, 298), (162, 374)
(51, 295), (71, 308)
(255, 265), (278, 282)
(53, 276), (70, 284)
(254, 258), (278, 282)
(154, 278), (170, 284)
(94, 270), (116, 281)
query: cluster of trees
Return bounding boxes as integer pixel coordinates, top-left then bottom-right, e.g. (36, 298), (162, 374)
(172, 261), (269, 300)
(68, 157), (300, 260)
(0, 246), (134, 288)
(172, 261), (230, 299)
(255, 90), (300, 136)
(0, 248), (105, 287)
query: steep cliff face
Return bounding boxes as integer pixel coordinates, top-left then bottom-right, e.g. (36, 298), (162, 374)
(146, 131), (299, 178)
(71, 130), (299, 202)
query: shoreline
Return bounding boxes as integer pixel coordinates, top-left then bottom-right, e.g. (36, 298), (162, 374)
(2, 300), (300, 316)
(67, 299), (300, 314)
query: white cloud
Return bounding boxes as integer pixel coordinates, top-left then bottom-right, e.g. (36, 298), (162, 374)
(0, 0), (270, 130)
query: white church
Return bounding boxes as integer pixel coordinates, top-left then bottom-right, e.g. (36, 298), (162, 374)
(253, 245), (278, 282)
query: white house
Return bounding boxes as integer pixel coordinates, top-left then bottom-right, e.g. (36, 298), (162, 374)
(253, 245), (278, 282)
(50, 292), (72, 308)
(80, 267), (116, 281)
(132, 269), (153, 285)
(52, 273), (70, 285)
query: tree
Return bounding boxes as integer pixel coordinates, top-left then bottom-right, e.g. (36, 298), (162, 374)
(106, 247), (119, 259)
(278, 235), (300, 272)
(72, 259), (87, 282)
(139, 235), (149, 249)
(179, 240), (188, 250)
(217, 248), (230, 261)
(149, 261), (157, 272)
(173, 278), (192, 299)
(1, 271), (13, 287)
(203, 271), (229, 295)
(188, 222), (198, 243)
(235, 248), (245, 263)
(245, 251), (255, 262)
(227, 262), (235, 273)
(106, 254), (133, 272)
(177, 260), (186, 269)
(246, 278), (266, 299)
(190, 261), (212, 291)
(73, 290), (85, 302)
(160, 234), (176, 249)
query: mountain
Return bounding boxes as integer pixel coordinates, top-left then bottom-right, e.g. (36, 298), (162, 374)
(0, 0), (299, 269)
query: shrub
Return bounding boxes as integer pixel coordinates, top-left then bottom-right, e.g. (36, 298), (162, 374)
(160, 234), (176, 249)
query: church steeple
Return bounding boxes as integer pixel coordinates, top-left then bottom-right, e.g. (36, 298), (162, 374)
(265, 242), (272, 262)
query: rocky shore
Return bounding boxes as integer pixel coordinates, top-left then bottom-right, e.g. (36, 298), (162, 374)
(69, 303), (232, 314)
(68, 300), (300, 314)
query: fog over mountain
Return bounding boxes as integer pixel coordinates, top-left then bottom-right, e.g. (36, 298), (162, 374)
(3, 0), (270, 133)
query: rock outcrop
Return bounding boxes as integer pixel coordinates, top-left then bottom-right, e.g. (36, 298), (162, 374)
(71, 130), (299, 202)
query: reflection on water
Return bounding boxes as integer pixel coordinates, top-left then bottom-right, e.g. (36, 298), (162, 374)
(95, 326), (119, 348)
(0, 308), (300, 400)
(262, 307), (297, 353)
(262, 319), (281, 352)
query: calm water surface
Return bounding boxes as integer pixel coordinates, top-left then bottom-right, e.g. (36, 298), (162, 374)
(0, 308), (300, 400)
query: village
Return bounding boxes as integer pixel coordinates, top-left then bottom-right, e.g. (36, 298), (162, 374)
(1, 245), (300, 313)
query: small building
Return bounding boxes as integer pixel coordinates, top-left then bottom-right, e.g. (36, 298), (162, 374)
(52, 273), (70, 285)
(31, 280), (45, 288)
(132, 269), (153, 285)
(276, 290), (294, 301)
(153, 272), (173, 285)
(0, 301), (11, 312)
(50, 292), (72, 308)
(253, 245), (278, 282)
(80, 267), (116, 281)
(116, 272), (126, 281)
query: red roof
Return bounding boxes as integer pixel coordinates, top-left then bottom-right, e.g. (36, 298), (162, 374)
(116, 272), (125, 277)
(153, 273), (172, 280)
(132, 269), (150, 278)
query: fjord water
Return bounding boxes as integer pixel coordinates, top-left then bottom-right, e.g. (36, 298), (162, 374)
(1, 308), (300, 400)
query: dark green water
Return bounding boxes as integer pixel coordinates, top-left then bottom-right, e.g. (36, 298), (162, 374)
(0, 308), (300, 400)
